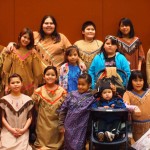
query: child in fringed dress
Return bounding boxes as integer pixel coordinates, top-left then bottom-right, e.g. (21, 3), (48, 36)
(0, 73), (33, 150)
(32, 66), (67, 150)
(2, 27), (43, 96)
(58, 73), (95, 150)
(123, 70), (150, 141)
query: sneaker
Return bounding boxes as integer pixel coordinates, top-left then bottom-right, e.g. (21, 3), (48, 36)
(97, 132), (104, 142)
(105, 131), (115, 142)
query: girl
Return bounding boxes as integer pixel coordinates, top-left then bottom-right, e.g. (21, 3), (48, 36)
(0, 73), (33, 149)
(2, 27), (43, 96)
(88, 35), (131, 90)
(58, 73), (95, 150)
(74, 21), (103, 70)
(117, 18), (145, 70)
(32, 66), (66, 150)
(59, 45), (81, 92)
(123, 70), (150, 141)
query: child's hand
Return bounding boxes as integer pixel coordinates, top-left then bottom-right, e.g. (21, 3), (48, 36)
(15, 128), (25, 136)
(111, 104), (115, 108)
(9, 128), (20, 138)
(6, 42), (14, 53)
(58, 126), (65, 133)
(79, 62), (86, 71)
(104, 106), (109, 109)
(110, 83), (116, 93)
(133, 106), (141, 116)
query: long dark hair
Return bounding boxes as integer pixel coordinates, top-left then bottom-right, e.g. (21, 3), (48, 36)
(100, 35), (119, 59)
(39, 15), (60, 43)
(64, 45), (80, 63)
(16, 27), (34, 50)
(117, 18), (135, 38)
(127, 70), (148, 91)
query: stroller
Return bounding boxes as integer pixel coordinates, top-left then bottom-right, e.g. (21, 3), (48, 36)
(95, 67), (128, 97)
(89, 108), (129, 150)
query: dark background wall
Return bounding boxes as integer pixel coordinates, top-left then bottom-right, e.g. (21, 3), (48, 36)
(0, 0), (150, 54)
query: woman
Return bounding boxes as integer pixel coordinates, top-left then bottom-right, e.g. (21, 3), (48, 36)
(74, 21), (103, 70)
(34, 15), (71, 70)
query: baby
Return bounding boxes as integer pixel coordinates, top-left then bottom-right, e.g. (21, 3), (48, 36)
(92, 81), (141, 142)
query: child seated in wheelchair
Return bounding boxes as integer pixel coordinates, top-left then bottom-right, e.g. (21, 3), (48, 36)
(92, 81), (141, 142)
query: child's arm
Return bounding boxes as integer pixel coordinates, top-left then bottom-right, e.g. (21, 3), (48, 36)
(58, 105), (68, 133)
(112, 98), (126, 109)
(123, 91), (130, 105)
(138, 59), (142, 71)
(138, 43), (145, 71)
(58, 94), (70, 133)
(125, 104), (141, 116)
(58, 111), (66, 133)
(2, 112), (19, 137)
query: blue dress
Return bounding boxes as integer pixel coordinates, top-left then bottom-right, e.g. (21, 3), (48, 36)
(68, 64), (81, 92)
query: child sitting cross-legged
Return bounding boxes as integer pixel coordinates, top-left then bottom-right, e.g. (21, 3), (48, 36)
(92, 81), (141, 142)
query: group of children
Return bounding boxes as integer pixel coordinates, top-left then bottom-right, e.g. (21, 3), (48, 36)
(0, 16), (149, 150)
(0, 67), (150, 150)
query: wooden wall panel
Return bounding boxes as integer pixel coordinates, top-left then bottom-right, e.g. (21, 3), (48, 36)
(0, 0), (149, 54)
(102, 0), (150, 52)
(13, 0), (103, 44)
(0, 0), (15, 45)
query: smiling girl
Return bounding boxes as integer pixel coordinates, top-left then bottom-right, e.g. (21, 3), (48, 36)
(59, 45), (81, 92)
(117, 18), (145, 70)
(123, 70), (150, 141)
(32, 66), (66, 150)
(2, 27), (43, 96)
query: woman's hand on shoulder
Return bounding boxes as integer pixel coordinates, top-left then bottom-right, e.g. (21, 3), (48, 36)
(79, 61), (86, 71)
(6, 42), (15, 53)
